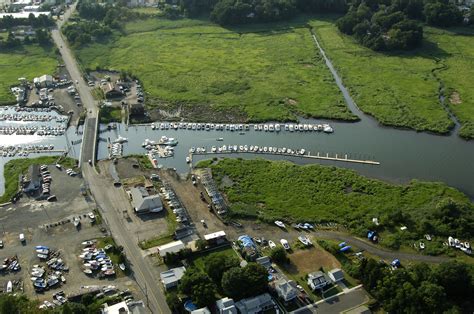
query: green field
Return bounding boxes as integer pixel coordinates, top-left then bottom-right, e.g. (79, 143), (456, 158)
(310, 18), (474, 139)
(75, 18), (356, 122)
(0, 45), (58, 105)
(200, 158), (473, 246)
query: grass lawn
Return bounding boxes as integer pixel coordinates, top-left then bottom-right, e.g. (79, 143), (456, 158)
(99, 106), (122, 123)
(189, 246), (238, 271)
(0, 156), (77, 203)
(0, 45), (58, 105)
(310, 17), (474, 139)
(203, 158), (473, 247)
(75, 17), (356, 122)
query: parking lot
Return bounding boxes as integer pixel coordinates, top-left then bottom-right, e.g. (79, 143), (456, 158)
(0, 163), (141, 302)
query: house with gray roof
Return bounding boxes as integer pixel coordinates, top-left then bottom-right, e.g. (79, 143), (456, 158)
(235, 293), (275, 314)
(328, 268), (345, 283)
(130, 187), (163, 214)
(274, 279), (298, 302)
(216, 297), (237, 314)
(160, 266), (186, 290)
(307, 271), (329, 291)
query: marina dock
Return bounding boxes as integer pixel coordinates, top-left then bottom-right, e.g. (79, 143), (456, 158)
(190, 150), (380, 166)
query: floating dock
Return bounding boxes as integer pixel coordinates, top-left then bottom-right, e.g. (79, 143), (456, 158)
(191, 150), (380, 166)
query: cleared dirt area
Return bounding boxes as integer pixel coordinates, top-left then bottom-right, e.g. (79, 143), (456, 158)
(286, 245), (341, 276)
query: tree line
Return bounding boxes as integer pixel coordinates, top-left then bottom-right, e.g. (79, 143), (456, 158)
(0, 13), (54, 29)
(176, 0), (348, 25)
(0, 29), (51, 49)
(336, 0), (467, 51)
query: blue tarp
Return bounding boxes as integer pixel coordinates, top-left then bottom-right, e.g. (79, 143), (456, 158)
(368, 231), (375, 239)
(340, 246), (352, 252)
(184, 300), (197, 312)
(238, 235), (256, 248)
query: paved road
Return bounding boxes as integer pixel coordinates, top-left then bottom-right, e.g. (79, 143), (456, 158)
(313, 230), (448, 263)
(292, 286), (370, 314)
(51, 4), (171, 313)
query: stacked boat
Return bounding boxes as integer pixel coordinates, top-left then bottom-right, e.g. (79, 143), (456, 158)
(148, 122), (333, 133)
(191, 144), (308, 156)
(448, 236), (471, 254)
(79, 240), (116, 277)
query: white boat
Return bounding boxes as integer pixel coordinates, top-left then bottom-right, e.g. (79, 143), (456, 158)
(448, 236), (454, 246)
(113, 136), (128, 144)
(275, 124), (281, 132)
(280, 239), (290, 250)
(6, 281), (12, 293)
(419, 242), (425, 250)
(119, 263), (126, 271)
(217, 138), (224, 141)
(424, 234), (431, 241)
(73, 217), (81, 228)
(298, 235), (312, 246)
(186, 157), (191, 163)
(88, 212), (96, 221)
(465, 242), (470, 249)
(323, 124), (333, 133)
(268, 240), (276, 249)
(274, 220), (286, 228)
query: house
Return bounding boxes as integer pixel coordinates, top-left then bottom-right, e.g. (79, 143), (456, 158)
(130, 187), (163, 214)
(104, 83), (124, 99)
(160, 266), (186, 290)
(328, 268), (344, 283)
(157, 240), (185, 257)
(204, 230), (227, 246)
(274, 279), (298, 302)
(23, 164), (40, 193)
(102, 300), (146, 314)
(307, 271), (329, 291)
(34, 74), (53, 88)
(256, 256), (272, 269)
(129, 103), (144, 116)
(191, 308), (211, 314)
(216, 297), (237, 314)
(235, 293), (275, 314)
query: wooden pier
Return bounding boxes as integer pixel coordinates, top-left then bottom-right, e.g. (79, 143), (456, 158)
(190, 150), (380, 166)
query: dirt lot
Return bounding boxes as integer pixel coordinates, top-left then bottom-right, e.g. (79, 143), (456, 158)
(285, 246), (341, 276)
(52, 88), (82, 126)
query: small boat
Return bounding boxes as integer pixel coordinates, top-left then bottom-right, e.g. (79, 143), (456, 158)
(419, 242), (425, 250)
(298, 235), (312, 246)
(448, 236), (454, 246)
(186, 157), (191, 163)
(424, 234), (431, 241)
(36, 248), (49, 255)
(216, 138), (224, 141)
(6, 281), (12, 293)
(274, 221), (286, 228)
(465, 242), (470, 249)
(83, 269), (93, 275)
(119, 263), (126, 271)
(37, 253), (49, 259)
(82, 240), (95, 246)
(73, 217), (81, 228)
(88, 212), (96, 221)
(113, 136), (128, 144)
(280, 239), (290, 250)
(323, 124), (333, 133)
(268, 240), (276, 249)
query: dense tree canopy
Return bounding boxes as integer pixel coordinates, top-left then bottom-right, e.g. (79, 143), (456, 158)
(179, 268), (217, 307)
(355, 258), (474, 313)
(221, 263), (268, 300)
(204, 253), (240, 285)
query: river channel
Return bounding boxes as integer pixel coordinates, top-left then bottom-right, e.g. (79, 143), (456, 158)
(0, 33), (473, 199)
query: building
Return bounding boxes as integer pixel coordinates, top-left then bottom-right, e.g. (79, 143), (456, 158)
(216, 297), (237, 314)
(23, 5), (41, 11)
(274, 279), (298, 302)
(307, 271), (329, 291)
(104, 83), (124, 99)
(160, 266), (185, 290)
(129, 103), (144, 116)
(235, 293), (275, 314)
(157, 240), (185, 257)
(102, 300), (146, 314)
(23, 164), (40, 193)
(34, 74), (53, 88)
(255, 256), (272, 269)
(328, 268), (344, 283)
(130, 187), (163, 214)
(204, 230), (227, 246)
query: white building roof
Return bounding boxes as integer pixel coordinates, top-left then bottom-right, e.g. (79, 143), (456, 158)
(191, 308), (211, 314)
(204, 230), (226, 241)
(157, 240), (185, 257)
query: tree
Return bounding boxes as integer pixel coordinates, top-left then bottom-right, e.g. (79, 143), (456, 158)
(435, 261), (473, 302)
(35, 29), (51, 45)
(166, 291), (183, 313)
(423, 2), (463, 27)
(179, 268), (217, 307)
(204, 253), (240, 284)
(221, 263), (268, 300)
(269, 246), (288, 265)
